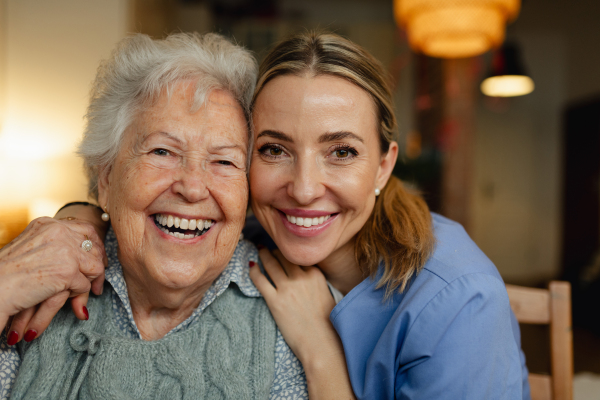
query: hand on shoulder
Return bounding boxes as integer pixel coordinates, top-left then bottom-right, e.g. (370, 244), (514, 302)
(0, 215), (106, 343)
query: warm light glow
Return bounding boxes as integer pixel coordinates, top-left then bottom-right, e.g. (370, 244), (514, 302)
(480, 75), (534, 97)
(28, 198), (63, 221)
(394, 0), (521, 58)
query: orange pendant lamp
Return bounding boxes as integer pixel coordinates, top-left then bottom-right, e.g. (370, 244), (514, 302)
(394, 0), (521, 58)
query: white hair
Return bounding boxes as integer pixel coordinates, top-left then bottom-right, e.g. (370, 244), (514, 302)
(78, 32), (258, 200)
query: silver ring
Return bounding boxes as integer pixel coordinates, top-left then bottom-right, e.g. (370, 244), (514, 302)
(81, 235), (93, 252)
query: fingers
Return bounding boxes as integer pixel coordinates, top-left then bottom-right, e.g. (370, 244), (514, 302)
(271, 249), (305, 279)
(91, 272), (105, 296)
(248, 261), (277, 300)
(258, 248), (288, 284)
(20, 291), (72, 342)
(8, 307), (35, 344)
(70, 293), (90, 321)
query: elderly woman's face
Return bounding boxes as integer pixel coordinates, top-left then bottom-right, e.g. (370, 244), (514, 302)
(98, 81), (249, 290)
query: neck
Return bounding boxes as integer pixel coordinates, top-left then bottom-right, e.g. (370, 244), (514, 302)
(317, 239), (365, 295)
(122, 268), (217, 341)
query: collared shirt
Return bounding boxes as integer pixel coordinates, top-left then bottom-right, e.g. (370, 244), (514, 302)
(0, 229), (307, 399)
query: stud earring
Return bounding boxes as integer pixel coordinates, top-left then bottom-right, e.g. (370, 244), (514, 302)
(101, 206), (110, 222)
(375, 188), (381, 197)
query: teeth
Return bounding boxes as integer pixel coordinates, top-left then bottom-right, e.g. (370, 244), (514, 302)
(285, 214), (331, 228)
(154, 213), (214, 238)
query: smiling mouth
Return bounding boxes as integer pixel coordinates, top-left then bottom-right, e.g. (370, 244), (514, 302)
(153, 213), (213, 239)
(284, 213), (332, 228)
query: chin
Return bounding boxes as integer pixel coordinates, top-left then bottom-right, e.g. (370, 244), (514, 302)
(280, 243), (330, 267)
(151, 262), (208, 288)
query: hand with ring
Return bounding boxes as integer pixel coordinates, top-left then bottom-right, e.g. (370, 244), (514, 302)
(0, 205), (108, 344)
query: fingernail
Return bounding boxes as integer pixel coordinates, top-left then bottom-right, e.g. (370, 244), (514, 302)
(24, 330), (37, 342)
(257, 244), (265, 250)
(83, 306), (89, 320)
(249, 261), (256, 268)
(7, 331), (18, 346)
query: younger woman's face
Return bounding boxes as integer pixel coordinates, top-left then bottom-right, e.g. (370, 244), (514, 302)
(250, 74), (397, 267)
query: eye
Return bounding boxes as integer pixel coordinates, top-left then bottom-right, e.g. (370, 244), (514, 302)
(334, 149), (349, 158)
(218, 160), (233, 166)
(258, 143), (288, 160)
(330, 145), (357, 160)
(153, 148), (169, 156)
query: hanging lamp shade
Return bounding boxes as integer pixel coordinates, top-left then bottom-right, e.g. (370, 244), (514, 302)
(481, 43), (534, 97)
(394, 0), (521, 58)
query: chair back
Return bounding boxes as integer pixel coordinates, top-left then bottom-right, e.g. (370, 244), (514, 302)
(506, 281), (573, 400)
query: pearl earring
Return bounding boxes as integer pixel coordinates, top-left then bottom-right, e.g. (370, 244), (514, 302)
(375, 188), (381, 196)
(101, 206), (110, 222)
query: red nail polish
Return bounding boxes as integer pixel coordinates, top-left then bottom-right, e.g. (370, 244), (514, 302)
(257, 244), (265, 250)
(7, 331), (18, 346)
(249, 261), (256, 268)
(24, 330), (37, 342)
(83, 306), (89, 320)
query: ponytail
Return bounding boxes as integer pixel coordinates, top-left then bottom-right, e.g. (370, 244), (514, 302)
(354, 175), (435, 296)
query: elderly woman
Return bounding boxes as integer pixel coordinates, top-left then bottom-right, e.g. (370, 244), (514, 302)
(0, 32), (308, 399)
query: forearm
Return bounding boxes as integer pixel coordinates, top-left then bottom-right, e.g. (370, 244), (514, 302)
(54, 203), (109, 240)
(300, 329), (356, 400)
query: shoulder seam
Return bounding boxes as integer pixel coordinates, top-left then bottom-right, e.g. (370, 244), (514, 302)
(402, 272), (506, 342)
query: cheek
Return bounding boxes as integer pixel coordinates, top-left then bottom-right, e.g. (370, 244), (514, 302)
(249, 163), (274, 205)
(325, 165), (377, 210)
(214, 174), (249, 221)
(111, 160), (176, 211)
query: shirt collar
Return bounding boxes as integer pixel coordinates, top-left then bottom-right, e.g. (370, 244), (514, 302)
(103, 227), (261, 336)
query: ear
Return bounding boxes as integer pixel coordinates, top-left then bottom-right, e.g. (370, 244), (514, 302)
(376, 141), (399, 191)
(97, 164), (112, 210)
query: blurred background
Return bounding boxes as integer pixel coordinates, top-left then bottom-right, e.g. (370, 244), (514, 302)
(0, 0), (599, 397)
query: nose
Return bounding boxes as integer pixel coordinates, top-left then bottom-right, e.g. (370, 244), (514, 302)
(287, 157), (326, 205)
(171, 159), (210, 203)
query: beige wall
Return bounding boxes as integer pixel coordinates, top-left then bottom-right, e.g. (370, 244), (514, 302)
(0, 0), (129, 218)
(471, 33), (567, 284)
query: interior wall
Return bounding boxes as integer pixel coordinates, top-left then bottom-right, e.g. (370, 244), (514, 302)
(471, 32), (566, 284)
(514, 0), (600, 103)
(471, 0), (600, 284)
(0, 0), (129, 218)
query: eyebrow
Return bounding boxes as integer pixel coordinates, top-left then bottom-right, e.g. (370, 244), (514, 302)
(318, 131), (364, 144)
(211, 144), (246, 153)
(256, 130), (293, 142)
(256, 130), (364, 144)
(141, 131), (184, 145)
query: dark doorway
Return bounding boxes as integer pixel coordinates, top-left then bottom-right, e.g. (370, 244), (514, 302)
(562, 96), (600, 334)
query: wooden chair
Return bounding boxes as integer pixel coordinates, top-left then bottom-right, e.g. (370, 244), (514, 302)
(506, 281), (573, 400)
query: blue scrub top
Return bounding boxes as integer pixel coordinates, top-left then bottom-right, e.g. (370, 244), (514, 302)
(330, 213), (531, 399)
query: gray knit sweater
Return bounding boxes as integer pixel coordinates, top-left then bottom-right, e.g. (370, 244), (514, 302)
(11, 284), (276, 399)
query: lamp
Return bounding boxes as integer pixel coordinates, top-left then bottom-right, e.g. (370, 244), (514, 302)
(480, 43), (534, 97)
(394, 0), (521, 59)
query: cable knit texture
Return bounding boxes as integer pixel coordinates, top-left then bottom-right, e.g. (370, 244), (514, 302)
(10, 283), (277, 400)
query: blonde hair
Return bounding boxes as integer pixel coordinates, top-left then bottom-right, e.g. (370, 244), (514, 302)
(253, 31), (435, 294)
